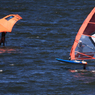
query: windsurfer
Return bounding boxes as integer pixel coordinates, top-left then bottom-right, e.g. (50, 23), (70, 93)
(75, 40), (85, 58)
(78, 40), (85, 52)
(0, 32), (7, 46)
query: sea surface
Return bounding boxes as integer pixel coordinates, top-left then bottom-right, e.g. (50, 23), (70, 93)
(0, 0), (95, 95)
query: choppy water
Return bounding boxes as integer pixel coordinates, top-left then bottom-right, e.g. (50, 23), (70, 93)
(0, 0), (95, 94)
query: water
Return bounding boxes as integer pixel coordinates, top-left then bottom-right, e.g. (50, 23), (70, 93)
(0, 0), (95, 94)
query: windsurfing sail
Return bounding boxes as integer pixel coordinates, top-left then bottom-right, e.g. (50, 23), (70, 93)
(70, 7), (95, 60)
(0, 14), (22, 32)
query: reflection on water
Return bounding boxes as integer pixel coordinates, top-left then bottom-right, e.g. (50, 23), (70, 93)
(0, 47), (21, 54)
(70, 69), (95, 84)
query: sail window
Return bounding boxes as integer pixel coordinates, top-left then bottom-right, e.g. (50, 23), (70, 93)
(89, 33), (95, 46)
(5, 16), (14, 21)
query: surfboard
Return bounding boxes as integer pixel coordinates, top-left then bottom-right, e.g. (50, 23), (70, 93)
(56, 58), (87, 65)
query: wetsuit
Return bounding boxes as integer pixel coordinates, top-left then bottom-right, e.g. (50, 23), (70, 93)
(0, 32), (7, 46)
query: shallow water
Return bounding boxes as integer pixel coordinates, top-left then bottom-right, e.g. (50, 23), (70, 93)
(0, 0), (95, 94)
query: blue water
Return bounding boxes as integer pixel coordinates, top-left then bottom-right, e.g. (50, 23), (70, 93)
(0, 0), (95, 94)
